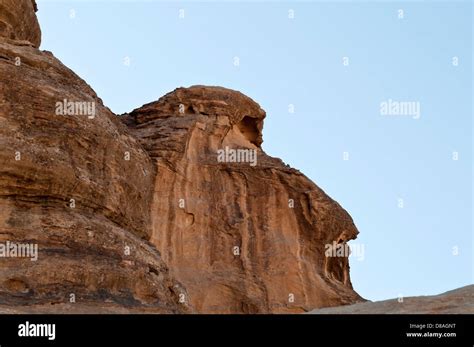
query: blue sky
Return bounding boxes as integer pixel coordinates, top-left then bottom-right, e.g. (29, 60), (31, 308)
(36, 0), (472, 301)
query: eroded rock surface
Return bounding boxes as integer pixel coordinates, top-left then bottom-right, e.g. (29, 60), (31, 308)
(0, 0), (364, 313)
(0, 0), (188, 313)
(0, 0), (40, 47)
(122, 86), (363, 313)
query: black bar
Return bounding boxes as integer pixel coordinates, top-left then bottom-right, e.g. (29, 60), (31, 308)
(0, 314), (472, 346)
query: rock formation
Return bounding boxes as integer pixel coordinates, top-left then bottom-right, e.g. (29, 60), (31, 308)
(0, 0), (363, 313)
(122, 86), (363, 313)
(309, 285), (474, 314)
(0, 0), (40, 48)
(0, 0), (188, 313)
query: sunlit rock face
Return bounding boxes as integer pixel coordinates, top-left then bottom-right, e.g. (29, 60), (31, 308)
(0, 0), (189, 313)
(122, 86), (363, 313)
(0, 0), (41, 47)
(0, 1), (362, 314)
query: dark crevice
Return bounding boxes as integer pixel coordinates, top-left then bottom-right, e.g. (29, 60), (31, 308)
(237, 116), (261, 146)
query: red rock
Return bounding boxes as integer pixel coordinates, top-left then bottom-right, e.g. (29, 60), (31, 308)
(0, 0), (40, 47)
(0, 0), (189, 313)
(0, 0), (364, 313)
(122, 86), (364, 313)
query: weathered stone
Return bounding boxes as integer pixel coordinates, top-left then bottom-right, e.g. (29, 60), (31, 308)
(0, 0), (41, 47)
(0, 0), (365, 314)
(0, 0), (188, 313)
(122, 86), (364, 313)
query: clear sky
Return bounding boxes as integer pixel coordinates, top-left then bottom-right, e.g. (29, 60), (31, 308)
(36, 0), (472, 301)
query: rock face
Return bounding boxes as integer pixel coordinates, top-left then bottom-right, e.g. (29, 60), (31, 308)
(0, 0), (188, 313)
(309, 285), (474, 314)
(0, 0), (40, 47)
(122, 86), (363, 313)
(0, 0), (363, 313)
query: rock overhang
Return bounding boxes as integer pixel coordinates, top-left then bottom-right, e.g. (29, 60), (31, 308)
(127, 85), (266, 147)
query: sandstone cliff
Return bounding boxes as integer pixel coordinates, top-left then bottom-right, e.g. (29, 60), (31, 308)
(122, 86), (363, 313)
(0, 0), (40, 48)
(0, 0), (363, 313)
(0, 0), (188, 313)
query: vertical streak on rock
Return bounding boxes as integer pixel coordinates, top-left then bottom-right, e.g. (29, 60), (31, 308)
(122, 86), (364, 313)
(0, 1), (190, 313)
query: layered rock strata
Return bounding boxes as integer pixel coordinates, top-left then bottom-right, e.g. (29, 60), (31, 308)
(0, 0), (363, 313)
